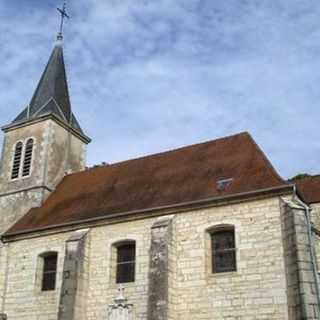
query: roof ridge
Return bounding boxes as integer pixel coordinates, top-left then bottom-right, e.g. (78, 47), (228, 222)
(32, 97), (55, 117)
(51, 97), (68, 121)
(67, 131), (250, 177)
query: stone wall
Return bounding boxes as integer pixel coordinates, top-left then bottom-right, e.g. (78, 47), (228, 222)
(1, 233), (69, 319)
(172, 197), (289, 320)
(0, 190), (43, 314)
(281, 199), (320, 320)
(311, 203), (320, 274)
(58, 230), (89, 320)
(0, 196), (294, 320)
(148, 218), (173, 320)
(311, 203), (320, 232)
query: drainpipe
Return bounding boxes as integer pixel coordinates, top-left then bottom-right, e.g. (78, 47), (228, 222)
(293, 185), (320, 317)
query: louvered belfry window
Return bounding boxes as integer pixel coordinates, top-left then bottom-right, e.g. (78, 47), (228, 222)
(22, 138), (34, 177)
(41, 252), (58, 291)
(116, 243), (136, 283)
(11, 142), (23, 179)
(211, 229), (236, 273)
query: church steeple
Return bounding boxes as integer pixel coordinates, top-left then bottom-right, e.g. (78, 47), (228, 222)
(0, 1), (89, 246)
(9, 1), (86, 137)
(27, 43), (71, 122)
(11, 41), (85, 135)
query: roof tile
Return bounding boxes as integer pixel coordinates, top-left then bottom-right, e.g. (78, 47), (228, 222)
(296, 175), (320, 204)
(5, 132), (286, 235)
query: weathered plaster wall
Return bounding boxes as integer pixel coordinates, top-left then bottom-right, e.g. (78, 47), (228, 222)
(0, 119), (86, 195)
(148, 218), (173, 320)
(1, 196), (292, 320)
(0, 121), (49, 194)
(0, 119), (87, 318)
(46, 121), (86, 189)
(58, 230), (90, 320)
(0, 191), (42, 236)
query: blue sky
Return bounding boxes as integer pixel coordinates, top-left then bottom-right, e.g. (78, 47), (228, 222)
(0, 0), (319, 178)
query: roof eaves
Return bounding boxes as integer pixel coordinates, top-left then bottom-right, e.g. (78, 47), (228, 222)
(2, 113), (91, 144)
(1, 184), (294, 242)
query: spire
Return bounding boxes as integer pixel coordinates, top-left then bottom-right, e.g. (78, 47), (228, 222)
(11, 2), (85, 136)
(29, 44), (72, 121)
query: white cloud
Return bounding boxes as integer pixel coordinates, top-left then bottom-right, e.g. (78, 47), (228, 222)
(0, 0), (319, 178)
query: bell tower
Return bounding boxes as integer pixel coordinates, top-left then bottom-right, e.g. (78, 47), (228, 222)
(0, 7), (90, 235)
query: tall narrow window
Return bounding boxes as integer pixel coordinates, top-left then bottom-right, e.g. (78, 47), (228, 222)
(11, 142), (23, 179)
(41, 252), (58, 291)
(211, 228), (236, 273)
(22, 138), (34, 177)
(116, 242), (136, 283)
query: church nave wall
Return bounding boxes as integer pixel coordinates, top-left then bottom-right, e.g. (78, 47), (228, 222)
(1, 196), (290, 320)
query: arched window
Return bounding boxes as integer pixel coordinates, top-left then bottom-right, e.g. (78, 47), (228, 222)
(39, 252), (58, 291)
(11, 141), (23, 179)
(115, 241), (136, 284)
(210, 227), (236, 273)
(22, 138), (34, 177)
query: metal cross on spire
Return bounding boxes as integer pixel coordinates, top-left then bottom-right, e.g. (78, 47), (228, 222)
(56, 1), (70, 41)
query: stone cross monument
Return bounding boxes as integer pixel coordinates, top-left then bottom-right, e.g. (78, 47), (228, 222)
(108, 286), (134, 320)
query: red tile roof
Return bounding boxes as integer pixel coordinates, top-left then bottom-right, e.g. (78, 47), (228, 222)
(5, 132), (287, 236)
(296, 175), (320, 204)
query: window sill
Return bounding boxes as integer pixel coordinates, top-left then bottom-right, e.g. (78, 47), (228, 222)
(110, 281), (136, 289)
(9, 174), (31, 182)
(206, 270), (240, 283)
(210, 270), (238, 276)
(34, 289), (57, 297)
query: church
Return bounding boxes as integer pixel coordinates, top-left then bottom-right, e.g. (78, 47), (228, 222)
(0, 7), (320, 320)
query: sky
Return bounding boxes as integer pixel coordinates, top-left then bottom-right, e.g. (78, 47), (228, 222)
(0, 0), (319, 179)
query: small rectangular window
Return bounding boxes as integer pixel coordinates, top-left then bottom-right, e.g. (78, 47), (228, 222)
(42, 253), (58, 291)
(116, 243), (135, 283)
(22, 139), (34, 177)
(11, 142), (23, 179)
(211, 230), (236, 273)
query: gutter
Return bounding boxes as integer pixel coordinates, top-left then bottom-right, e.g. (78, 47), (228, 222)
(1, 184), (293, 242)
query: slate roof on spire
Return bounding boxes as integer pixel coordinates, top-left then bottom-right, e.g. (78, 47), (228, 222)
(11, 42), (85, 135)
